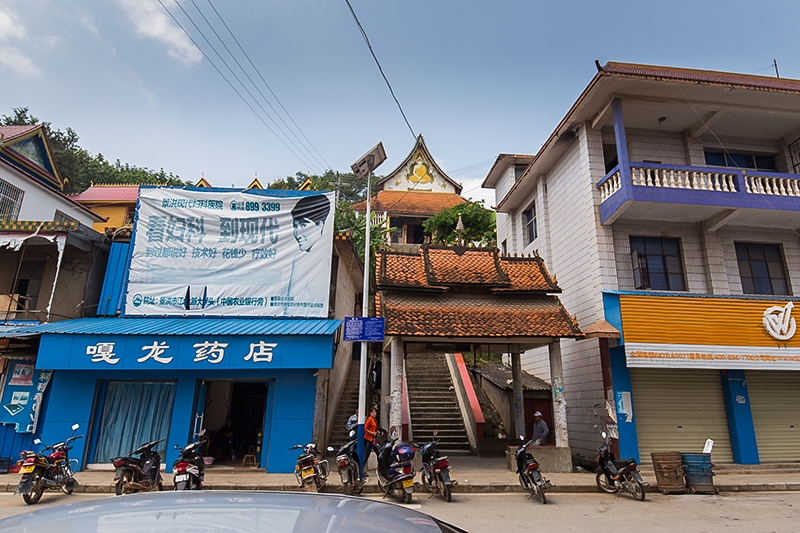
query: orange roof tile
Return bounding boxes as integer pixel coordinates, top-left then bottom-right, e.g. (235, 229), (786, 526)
(378, 293), (581, 338)
(497, 256), (559, 292)
(425, 248), (508, 286)
(353, 190), (465, 216)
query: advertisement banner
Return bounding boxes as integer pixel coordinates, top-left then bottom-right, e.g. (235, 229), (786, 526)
(126, 188), (335, 317)
(0, 361), (52, 433)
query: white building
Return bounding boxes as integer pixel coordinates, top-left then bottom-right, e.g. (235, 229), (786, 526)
(483, 62), (800, 465)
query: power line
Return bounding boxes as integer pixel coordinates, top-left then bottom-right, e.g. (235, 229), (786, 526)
(172, 0), (322, 173)
(203, 0), (332, 169)
(156, 0), (321, 173)
(343, 0), (415, 139)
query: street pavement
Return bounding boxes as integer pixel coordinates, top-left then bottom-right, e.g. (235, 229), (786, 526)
(1, 455), (798, 494)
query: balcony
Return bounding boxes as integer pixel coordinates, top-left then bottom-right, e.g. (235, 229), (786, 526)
(597, 162), (800, 228)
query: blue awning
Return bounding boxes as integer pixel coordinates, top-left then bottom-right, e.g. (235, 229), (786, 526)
(0, 317), (342, 337)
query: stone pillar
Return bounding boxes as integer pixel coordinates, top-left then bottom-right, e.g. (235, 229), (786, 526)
(389, 338), (403, 433)
(548, 341), (569, 447)
(380, 347), (391, 430)
(510, 352), (526, 439)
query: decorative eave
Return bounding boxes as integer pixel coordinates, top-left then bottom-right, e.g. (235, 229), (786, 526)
(0, 124), (62, 189)
(376, 135), (462, 194)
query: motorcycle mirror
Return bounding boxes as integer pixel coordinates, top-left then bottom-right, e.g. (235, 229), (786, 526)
(198, 429), (206, 436)
(433, 429), (438, 437)
(33, 439), (41, 445)
(72, 424), (80, 431)
(349, 430), (355, 438)
(519, 435), (525, 441)
(327, 446), (334, 452)
(601, 431), (607, 439)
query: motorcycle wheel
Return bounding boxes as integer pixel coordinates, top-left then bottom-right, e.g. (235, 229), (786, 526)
(535, 482), (547, 505)
(403, 489), (413, 504)
(441, 479), (452, 502)
(115, 470), (133, 496)
(304, 479), (318, 493)
(22, 474), (44, 505)
(595, 471), (617, 494)
(627, 474), (646, 502)
(157, 481), (164, 491)
(343, 480), (352, 496)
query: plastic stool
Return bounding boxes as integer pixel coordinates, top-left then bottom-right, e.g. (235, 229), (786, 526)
(242, 446), (257, 467)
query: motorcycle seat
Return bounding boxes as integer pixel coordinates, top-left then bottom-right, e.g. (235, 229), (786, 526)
(613, 458), (636, 469)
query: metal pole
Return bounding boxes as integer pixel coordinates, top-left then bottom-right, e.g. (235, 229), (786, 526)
(357, 167), (373, 479)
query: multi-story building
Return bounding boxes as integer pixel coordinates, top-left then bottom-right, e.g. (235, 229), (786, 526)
(484, 62), (800, 465)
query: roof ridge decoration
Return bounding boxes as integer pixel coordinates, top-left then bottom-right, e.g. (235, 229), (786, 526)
(377, 135), (463, 195)
(0, 124), (61, 189)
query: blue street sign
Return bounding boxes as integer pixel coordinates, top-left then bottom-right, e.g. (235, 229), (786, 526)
(343, 317), (385, 342)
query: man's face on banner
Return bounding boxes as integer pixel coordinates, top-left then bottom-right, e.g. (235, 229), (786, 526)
(293, 217), (325, 252)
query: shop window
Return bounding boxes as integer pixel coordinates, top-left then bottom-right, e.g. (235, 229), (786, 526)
(735, 242), (789, 295)
(630, 236), (686, 291)
(704, 151), (777, 171)
(523, 202), (537, 245)
(92, 381), (176, 463)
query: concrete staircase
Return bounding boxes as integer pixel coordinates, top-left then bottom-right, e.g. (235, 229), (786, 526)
(406, 353), (472, 453)
(329, 361), (360, 449)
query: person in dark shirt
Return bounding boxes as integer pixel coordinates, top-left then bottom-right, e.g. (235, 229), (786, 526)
(531, 411), (549, 446)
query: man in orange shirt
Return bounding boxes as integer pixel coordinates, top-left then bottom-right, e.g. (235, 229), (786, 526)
(362, 406), (379, 479)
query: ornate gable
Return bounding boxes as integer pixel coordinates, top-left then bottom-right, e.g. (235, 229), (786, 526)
(378, 135), (462, 195)
(0, 125), (61, 189)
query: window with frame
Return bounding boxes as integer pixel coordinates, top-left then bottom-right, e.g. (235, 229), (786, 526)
(523, 202), (537, 245)
(630, 236), (686, 291)
(54, 210), (78, 224)
(735, 242), (789, 295)
(704, 151), (777, 171)
(0, 178), (24, 221)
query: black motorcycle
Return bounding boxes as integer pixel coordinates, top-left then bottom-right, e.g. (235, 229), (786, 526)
(514, 435), (550, 504)
(173, 439), (206, 490)
(15, 424), (82, 505)
(376, 431), (416, 504)
(418, 430), (454, 502)
(330, 432), (364, 496)
(290, 443), (329, 493)
(111, 439), (165, 495)
(595, 431), (646, 501)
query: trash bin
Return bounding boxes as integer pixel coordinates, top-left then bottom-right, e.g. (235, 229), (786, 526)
(650, 452), (686, 494)
(681, 452), (718, 494)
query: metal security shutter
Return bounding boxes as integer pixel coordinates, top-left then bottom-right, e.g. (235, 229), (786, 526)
(746, 371), (800, 462)
(629, 368), (733, 463)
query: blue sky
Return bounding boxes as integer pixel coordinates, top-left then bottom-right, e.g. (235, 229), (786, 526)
(2, 0), (799, 204)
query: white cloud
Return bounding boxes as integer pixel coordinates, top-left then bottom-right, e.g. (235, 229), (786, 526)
(115, 0), (202, 66)
(0, 6), (41, 77)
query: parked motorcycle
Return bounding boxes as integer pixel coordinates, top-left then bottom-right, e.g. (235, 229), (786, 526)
(595, 431), (646, 501)
(173, 438), (206, 490)
(514, 435), (551, 504)
(290, 443), (329, 492)
(330, 432), (364, 496)
(15, 424), (82, 505)
(418, 430), (455, 502)
(376, 429), (417, 504)
(111, 439), (165, 495)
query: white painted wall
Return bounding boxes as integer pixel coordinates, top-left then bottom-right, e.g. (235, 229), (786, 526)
(0, 165), (97, 225)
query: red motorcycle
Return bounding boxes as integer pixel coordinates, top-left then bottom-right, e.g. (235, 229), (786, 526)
(15, 424), (83, 505)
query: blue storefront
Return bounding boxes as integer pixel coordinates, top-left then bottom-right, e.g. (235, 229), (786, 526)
(26, 317), (340, 473)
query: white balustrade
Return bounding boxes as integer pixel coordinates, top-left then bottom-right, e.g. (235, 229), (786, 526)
(745, 174), (800, 197)
(630, 166), (738, 193)
(599, 170), (622, 202)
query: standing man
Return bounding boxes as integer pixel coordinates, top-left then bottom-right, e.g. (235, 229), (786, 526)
(531, 411), (549, 446)
(346, 409), (358, 432)
(362, 406), (379, 479)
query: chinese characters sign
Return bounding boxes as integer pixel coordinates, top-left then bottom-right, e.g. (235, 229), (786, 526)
(0, 362), (52, 433)
(126, 188), (335, 318)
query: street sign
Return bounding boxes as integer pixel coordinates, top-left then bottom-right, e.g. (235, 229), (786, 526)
(343, 317), (385, 342)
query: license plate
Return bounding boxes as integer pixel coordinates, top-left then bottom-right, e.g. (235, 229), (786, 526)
(174, 474), (189, 482)
(402, 478), (414, 488)
(20, 466), (34, 474)
(301, 468), (315, 478)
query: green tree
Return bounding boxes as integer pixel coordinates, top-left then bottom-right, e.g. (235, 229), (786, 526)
(334, 203), (393, 268)
(267, 170), (377, 205)
(423, 200), (496, 245)
(1, 107), (189, 194)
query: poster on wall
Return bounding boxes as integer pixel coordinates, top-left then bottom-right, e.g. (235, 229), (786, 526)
(126, 188), (335, 317)
(0, 361), (52, 433)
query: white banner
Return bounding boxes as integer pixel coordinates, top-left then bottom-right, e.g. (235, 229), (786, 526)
(125, 188), (335, 317)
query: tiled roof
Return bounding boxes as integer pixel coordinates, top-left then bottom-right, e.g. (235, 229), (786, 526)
(599, 61), (800, 95)
(70, 185), (140, 202)
(0, 125), (39, 142)
(377, 292), (581, 338)
(352, 190), (465, 216)
(377, 246), (560, 292)
(425, 247), (508, 286)
(474, 363), (551, 391)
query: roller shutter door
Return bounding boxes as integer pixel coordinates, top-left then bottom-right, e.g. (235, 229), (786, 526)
(629, 368), (733, 463)
(746, 371), (800, 462)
